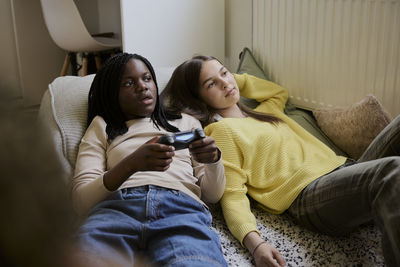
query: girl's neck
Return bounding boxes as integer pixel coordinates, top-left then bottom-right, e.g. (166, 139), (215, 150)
(218, 104), (246, 118)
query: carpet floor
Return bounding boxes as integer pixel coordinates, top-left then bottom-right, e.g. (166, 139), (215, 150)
(209, 203), (385, 267)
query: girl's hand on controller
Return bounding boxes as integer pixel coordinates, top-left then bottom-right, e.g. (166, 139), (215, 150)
(189, 136), (220, 163)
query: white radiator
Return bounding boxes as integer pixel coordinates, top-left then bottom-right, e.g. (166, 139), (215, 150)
(252, 0), (400, 117)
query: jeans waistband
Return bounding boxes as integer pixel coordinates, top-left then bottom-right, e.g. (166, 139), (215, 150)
(120, 185), (175, 195)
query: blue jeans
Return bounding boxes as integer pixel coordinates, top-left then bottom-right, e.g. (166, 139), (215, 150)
(77, 185), (227, 267)
(288, 115), (400, 267)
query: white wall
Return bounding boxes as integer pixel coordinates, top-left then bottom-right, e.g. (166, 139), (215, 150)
(0, 0), (21, 98)
(120, 0), (252, 71)
(1, 0), (251, 106)
(252, 0), (400, 116)
(121, 0), (225, 68)
(1, 0), (66, 107)
(12, 0), (66, 106)
(225, 0), (252, 72)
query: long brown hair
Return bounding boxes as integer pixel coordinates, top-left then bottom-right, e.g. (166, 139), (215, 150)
(160, 55), (282, 126)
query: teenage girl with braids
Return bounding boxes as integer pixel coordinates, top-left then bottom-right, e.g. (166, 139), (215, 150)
(160, 55), (400, 267)
(72, 53), (227, 267)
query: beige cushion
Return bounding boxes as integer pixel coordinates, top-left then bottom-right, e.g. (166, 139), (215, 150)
(38, 75), (94, 181)
(312, 95), (392, 159)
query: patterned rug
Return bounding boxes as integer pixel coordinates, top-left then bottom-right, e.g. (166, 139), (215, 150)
(209, 204), (385, 267)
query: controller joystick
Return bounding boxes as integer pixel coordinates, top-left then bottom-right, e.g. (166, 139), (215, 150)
(158, 128), (205, 150)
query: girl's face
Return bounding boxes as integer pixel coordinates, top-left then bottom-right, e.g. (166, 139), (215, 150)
(198, 60), (240, 111)
(119, 58), (157, 120)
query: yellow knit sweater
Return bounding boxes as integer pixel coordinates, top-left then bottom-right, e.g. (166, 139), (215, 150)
(204, 73), (346, 244)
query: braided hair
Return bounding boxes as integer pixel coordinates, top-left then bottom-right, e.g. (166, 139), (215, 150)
(87, 52), (180, 142)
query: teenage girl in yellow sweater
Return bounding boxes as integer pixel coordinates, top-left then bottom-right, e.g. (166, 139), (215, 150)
(161, 55), (400, 267)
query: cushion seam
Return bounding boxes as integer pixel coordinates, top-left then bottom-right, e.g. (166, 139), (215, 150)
(48, 83), (71, 168)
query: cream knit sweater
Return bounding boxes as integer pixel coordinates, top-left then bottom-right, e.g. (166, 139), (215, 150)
(72, 113), (226, 215)
(205, 74), (346, 244)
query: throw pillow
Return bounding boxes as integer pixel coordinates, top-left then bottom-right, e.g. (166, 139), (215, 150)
(236, 47), (269, 80)
(236, 47), (267, 109)
(312, 95), (392, 159)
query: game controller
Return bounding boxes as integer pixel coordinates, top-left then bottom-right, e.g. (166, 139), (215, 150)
(158, 128), (206, 150)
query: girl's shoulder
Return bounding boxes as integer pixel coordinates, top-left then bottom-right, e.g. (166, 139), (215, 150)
(88, 116), (107, 129)
(204, 119), (235, 134)
(205, 117), (262, 134)
(180, 112), (198, 121)
(172, 113), (202, 130)
(83, 116), (107, 141)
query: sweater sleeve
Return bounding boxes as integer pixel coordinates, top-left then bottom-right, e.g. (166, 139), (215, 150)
(205, 121), (260, 245)
(71, 117), (112, 215)
(193, 154), (226, 204)
(234, 73), (289, 113)
(189, 116), (226, 204)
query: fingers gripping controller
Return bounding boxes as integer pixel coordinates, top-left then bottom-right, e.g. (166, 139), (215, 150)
(158, 128), (206, 150)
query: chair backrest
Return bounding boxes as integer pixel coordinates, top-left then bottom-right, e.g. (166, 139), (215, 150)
(39, 0), (119, 52)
